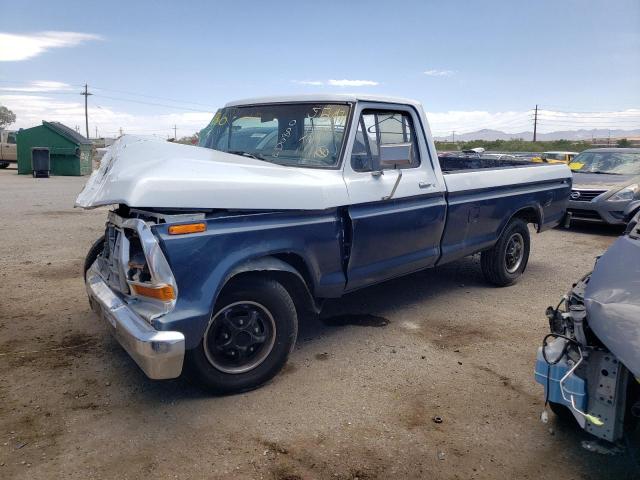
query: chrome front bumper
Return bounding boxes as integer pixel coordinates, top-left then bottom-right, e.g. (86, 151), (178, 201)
(86, 268), (185, 379)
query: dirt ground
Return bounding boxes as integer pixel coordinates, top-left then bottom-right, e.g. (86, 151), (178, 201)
(0, 167), (638, 479)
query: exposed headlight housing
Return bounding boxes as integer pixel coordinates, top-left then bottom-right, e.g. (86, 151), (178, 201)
(609, 183), (639, 202)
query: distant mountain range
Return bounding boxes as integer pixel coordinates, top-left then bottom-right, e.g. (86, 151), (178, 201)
(435, 128), (640, 142)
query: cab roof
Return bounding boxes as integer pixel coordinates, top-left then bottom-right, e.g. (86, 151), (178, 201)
(225, 93), (424, 109)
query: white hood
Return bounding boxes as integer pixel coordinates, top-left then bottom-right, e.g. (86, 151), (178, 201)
(76, 136), (350, 210)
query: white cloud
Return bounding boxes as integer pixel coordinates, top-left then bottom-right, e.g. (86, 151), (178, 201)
(0, 31), (102, 61)
(0, 94), (213, 138)
(327, 79), (378, 87)
(293, 79), (379, 87)
(0, 80), (73, 92)
(423, 69), (454, 77)
(294, 80), (324, 86)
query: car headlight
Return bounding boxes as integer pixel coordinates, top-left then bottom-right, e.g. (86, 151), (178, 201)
(609, 184), (639, 202)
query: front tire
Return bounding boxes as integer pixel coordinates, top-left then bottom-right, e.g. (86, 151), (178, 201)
(481, 218), (530, 286)
(548, 401), (576, 424)
(186, 277), (298, 394)
(84, 236), (105, 277)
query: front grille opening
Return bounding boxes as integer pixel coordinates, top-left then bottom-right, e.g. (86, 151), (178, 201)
(126, 233), (151, 283)
(568, 208), (602, 220)
(571, 189), (607, 202)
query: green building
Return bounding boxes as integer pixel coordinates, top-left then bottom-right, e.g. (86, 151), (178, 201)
(17, 121), (93, 176)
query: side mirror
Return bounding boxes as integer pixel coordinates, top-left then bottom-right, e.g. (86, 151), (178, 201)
(373, 143), (412, 171)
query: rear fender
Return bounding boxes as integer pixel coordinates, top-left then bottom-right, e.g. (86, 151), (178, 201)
(498, 204), (543, 240)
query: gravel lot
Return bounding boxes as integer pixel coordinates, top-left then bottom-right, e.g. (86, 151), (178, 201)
(0, 168), (638, 479)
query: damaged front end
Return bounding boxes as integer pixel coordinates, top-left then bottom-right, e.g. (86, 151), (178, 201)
(85, 208), (191, 379)
(535, 214), (640, 443)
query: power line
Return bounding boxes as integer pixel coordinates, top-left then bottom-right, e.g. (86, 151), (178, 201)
(534, 119), (640, 126)
(90, 85), (218, 110)
(93, 93), (212, 112)
(0, 89), (80, 95)
(0, 80), (217, 110)
(538, 114), (640, 121)
(539, 105), (640, 114)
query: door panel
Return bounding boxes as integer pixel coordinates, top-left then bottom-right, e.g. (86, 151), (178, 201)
(346, 193), (446, 290)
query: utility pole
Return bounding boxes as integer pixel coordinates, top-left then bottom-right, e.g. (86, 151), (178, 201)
(119, 127), (123, 137)
(451, 131), (455, 143)
(173, 125), (177, 140)
(95, 125), (98, 139)
(80, 83), (93, 139)
(532, 104), (538, 142)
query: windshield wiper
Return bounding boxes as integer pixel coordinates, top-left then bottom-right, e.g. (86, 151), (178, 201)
(227, 150), (266, 161)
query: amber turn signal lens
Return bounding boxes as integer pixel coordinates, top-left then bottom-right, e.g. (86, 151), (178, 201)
(131, 283), (175, 301)
(168, 223), (206, 235)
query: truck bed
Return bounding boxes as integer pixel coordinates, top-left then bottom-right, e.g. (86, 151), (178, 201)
(437, 162), (571, 265)
(438, 154), (537, 173)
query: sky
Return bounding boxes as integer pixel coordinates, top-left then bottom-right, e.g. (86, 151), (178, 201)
(1, 0), (639, 139)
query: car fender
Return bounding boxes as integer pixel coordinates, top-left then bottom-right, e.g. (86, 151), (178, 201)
(624, 200), (640, 220)
(220, 254), (320, 320)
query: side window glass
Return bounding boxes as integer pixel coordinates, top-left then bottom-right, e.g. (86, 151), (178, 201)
(351, 110), (420, 172)
(7, 133), (16, 144)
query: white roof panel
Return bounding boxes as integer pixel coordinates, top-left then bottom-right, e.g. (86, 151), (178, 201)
(225, 93), (424, 109)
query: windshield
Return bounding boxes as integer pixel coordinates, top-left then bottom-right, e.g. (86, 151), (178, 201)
(199, 103), (351, 168)
(571, 151), (640, 175)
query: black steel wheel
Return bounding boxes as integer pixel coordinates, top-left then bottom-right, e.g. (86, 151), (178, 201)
(504, 232), (525, 274)
(186, 277), (298, 394)
(203, 301), (276, 374)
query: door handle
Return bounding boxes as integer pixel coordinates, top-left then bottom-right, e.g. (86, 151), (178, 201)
(419, 182), (434, 189)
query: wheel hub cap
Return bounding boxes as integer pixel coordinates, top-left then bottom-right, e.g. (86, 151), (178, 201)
(505, 232), (525, 274)
(204, 301), (276, 374)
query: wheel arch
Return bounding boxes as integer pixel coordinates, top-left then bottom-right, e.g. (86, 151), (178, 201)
(500, 204), (543, 237)
(624, 200), (640, 222)
(218, 255), (320, 325)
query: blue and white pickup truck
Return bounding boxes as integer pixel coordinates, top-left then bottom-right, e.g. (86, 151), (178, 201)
(77, 94), (571, 393)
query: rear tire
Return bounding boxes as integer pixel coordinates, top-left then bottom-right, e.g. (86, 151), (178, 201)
(481, 218), (530, 286)
(186, 277), (298, 395)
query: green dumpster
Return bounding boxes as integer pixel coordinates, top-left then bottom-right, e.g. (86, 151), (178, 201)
(17, 121), (93, 176)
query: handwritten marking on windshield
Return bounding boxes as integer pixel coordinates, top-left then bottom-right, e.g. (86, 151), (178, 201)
(314, 146), (329, 158)
(308, 106), (348, 125)
(273, 120), (297, 157)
